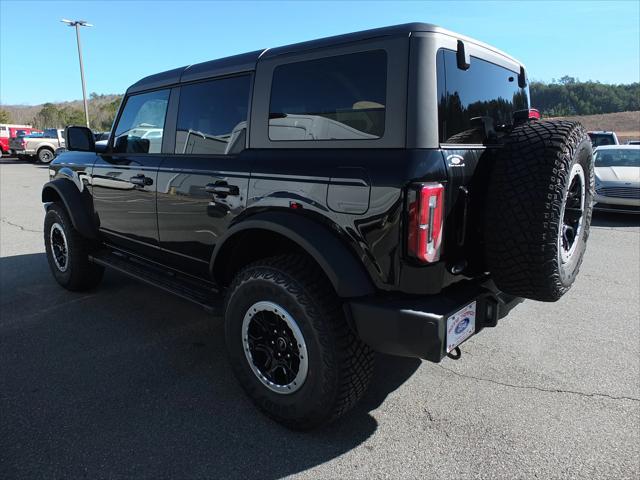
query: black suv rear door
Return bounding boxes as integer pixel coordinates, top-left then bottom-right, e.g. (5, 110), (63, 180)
(156, 74), (252, 276)
(91, 89), (170, 256)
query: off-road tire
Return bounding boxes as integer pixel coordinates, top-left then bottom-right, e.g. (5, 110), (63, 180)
(38, 147), (54, 164)
(224, 254), (374, 430)
(485, 120), (594, 301)
(44, 203), (104, 291)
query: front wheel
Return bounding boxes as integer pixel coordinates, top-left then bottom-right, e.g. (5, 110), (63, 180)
(224, 254), (374, 430)
(44, 203), (104, 291)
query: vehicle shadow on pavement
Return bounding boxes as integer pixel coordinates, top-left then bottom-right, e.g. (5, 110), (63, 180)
(0, 158), (32, 165)
(0, 253), (421, 479)
(591, 211), (640, 228)
(0, 158), (48, 167)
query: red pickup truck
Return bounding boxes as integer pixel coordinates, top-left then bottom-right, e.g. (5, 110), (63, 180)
(0, 124), (39, 156)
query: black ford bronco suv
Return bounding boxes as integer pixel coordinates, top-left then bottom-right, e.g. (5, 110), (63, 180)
(43, 23), (594, 430)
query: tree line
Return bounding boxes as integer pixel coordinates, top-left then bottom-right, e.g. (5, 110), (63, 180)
(530, 76), (639, 117)
(1, 77), (638, 130)
(0, 93), (122, 131)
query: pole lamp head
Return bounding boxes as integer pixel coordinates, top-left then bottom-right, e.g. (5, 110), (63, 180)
(61, 19), (93, 27)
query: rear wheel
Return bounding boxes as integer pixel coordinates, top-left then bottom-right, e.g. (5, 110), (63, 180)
(44, 203), (104, 291)
(224, 254), (374, 430)
(485, 120), (594, 301)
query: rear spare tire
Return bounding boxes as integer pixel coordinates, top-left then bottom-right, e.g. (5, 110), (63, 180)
(485, 120), (594, 302)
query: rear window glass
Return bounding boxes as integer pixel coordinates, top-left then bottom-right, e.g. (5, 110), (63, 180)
(269, 50), (387, 141)
(437, 49), (529, 145)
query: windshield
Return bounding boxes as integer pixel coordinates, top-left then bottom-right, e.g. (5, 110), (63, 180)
(595, 149), (640, 167)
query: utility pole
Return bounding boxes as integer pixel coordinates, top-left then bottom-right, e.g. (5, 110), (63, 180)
(61, 19), (93, 128)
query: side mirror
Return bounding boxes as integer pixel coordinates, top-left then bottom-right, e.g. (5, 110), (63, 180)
(65, 126), (95, 152)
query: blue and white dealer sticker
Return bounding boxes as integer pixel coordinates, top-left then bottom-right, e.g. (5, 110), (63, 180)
(446, 301), (476, 353)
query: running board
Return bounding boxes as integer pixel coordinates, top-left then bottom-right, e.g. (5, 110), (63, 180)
(89, 250), (223, 315)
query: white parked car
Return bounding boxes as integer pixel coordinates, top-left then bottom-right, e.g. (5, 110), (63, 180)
(593, 145), (640, 213)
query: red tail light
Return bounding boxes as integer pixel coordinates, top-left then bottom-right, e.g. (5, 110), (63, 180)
(513, 108), (542, 123)
(407, 183), (445, 263)
(528, 108), (541, 119)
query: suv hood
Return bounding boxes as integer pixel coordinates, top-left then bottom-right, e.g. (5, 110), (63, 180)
(595, 166), (640, 184)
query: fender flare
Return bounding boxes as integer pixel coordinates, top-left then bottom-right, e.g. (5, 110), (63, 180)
(41, 178), (97, 239)
(210, 211), (375, 298)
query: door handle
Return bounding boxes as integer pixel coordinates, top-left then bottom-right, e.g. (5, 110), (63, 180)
(205, 183), (239, 196)
(130, 174), (153, 186)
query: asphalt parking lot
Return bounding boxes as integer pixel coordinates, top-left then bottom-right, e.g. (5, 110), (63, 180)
(1, 158), (639, 479)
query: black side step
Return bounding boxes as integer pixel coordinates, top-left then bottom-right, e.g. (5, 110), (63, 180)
(89, 250), (223, 315)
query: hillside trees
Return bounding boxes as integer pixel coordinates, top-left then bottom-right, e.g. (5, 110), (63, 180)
(530, 80), (639, 116)
(27, 94), (123, 130)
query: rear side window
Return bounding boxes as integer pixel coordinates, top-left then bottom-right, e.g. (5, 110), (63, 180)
(437, 49), (529, 145)
(175, 75), (250, 155)
(113, 89), (170, 154)
(269, 50), (387, 141)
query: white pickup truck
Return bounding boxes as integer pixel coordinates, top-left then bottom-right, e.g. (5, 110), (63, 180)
(10, 128), (65, 163)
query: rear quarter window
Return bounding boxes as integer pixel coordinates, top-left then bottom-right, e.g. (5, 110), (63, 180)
(437, 49), (529, 145)
(268, 50), (387, 141)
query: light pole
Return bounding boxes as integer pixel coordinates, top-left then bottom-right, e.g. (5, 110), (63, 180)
(61, 19), (93, 128)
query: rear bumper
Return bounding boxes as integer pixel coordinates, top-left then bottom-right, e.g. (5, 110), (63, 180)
(348, 277), (523, 362)
(594, 195), (640, 207)
(594, 203), (640, 214)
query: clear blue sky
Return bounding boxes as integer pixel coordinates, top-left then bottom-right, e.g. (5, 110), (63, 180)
(1, 0), (639, 105)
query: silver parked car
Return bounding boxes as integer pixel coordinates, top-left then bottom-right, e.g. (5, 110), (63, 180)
(594, 145), (640, 213)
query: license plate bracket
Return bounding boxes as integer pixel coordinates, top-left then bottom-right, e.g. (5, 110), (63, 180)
(446, 301), (476, 353)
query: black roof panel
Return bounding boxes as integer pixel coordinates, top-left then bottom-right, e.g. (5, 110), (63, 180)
(126, 23), (446, 94)
(127, 66), (185, 94)
(262, 22), (438, 59)
(180, 50), (263, 84)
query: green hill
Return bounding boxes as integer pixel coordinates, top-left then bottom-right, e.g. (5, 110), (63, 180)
(0, 93), (122, 131)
